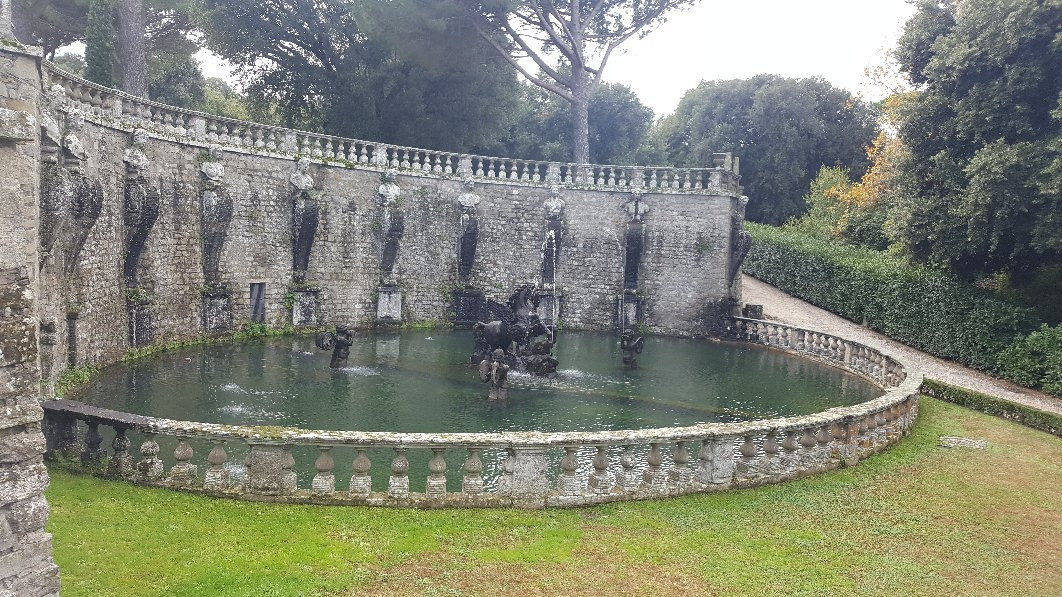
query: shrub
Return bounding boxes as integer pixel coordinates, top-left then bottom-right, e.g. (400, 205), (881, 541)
(997, 325), (1062, 396)
(920, 379), (1061, 436)
(743, 223), (1037, 372)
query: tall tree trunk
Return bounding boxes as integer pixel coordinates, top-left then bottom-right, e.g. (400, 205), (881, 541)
(117, 0), (148, 97)
(570, 67), (591, 165)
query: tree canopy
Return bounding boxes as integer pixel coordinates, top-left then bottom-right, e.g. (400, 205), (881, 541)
(198, 0), (523, 151)
(890, 0), (1061, 281)
(483, 81), (653, 164)
(658, 75), (878, 225)
(459, 0), (695, 164)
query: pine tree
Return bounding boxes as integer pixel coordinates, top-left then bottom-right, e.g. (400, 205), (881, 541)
(84, 0), (115, 86)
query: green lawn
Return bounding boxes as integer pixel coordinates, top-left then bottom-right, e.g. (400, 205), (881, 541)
(46, 397), (1062, 596)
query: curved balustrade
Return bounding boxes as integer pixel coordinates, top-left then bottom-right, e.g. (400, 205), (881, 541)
(40, 61), (739, 193)
(41, 317), (921, 508)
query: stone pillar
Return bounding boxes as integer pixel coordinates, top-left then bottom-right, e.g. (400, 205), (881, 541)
(0, 43), (61, 594)
(509, 446), (548, 507)
(246, 443), (291, 496)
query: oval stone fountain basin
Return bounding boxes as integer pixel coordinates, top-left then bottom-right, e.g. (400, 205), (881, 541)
(70, 331), (882, 432)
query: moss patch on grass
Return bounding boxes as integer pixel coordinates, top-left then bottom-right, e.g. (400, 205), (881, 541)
(46, 398), (1062, 596)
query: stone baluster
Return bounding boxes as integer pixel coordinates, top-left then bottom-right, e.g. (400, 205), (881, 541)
(136, 432), (164, 480)
(857, 413), (870, 449)
(798, 427), (815, 465)
(641, 442), (667, 489)
(616, 445), (638, 491)
(587, 445), (612, 495)
(461, 447), (483, 495)
(107, 427), (134, 478)
(736, 434), (757, 480)
(203, 440), (230, 490)
(864, 412), (878, 449)
(81, 421), (106, 469)
(497, 447), (515, 496)
(169, 436), (197, 486)
(280, 445), (297, 493)
(814, 425), (832, 468)
(669, 440), (692, 486)
(762, 430), (780, 474)
(388, 447), (410, 498)
(54, 415), (79, 460)
(781, 429), (799, 476)
(349, 448), (372, 496)
(312, 446), (336, 495)
(558, 446), (581, 496)
(426, 447), (447, 497)
(356, 143), (368, 163)
(695, 439), (711, 484)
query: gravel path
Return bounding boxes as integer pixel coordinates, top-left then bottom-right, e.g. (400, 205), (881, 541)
(741, 275), (1062, 416)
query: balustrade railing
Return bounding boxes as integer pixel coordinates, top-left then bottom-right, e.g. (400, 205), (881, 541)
(40, 61), (738, 193)
(41, 317), (920, 508)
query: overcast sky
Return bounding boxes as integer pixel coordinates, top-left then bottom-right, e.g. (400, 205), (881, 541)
(194, 0), (916, 117)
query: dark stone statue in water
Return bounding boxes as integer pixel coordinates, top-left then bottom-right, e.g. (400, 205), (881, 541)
(479, 349), (510, 400)
(470, 285), (558, 378)
(315, 326), (355, 368)
(620, 329), (645, 369)
(471, 320), (511, 364)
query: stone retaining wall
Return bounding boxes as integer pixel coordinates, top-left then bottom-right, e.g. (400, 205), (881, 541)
(33, 58), (747, 395)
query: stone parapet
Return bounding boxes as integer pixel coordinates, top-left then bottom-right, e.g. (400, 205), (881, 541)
(40, 318), (921, 509)
(41, 61), (742, 196)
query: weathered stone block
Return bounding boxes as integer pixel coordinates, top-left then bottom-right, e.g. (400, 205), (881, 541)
(0, 106), (34, 142)
(0, 423), (45, 463)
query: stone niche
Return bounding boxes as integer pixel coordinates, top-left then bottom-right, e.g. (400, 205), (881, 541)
(126, 298), (154, 347)
(536, 290), (560, 326)
(291, 288), (320, 327)
(376, 286), (402, 324)
(617, 291), (643, 331)
(453, 288), (484, 326)
(202, 290), (232, 334)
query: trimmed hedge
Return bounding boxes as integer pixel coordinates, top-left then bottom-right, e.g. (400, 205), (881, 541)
(921, 379), (1061, 437)
(744, 223), (1037, 372)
